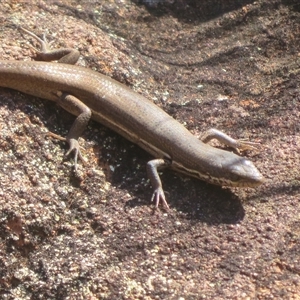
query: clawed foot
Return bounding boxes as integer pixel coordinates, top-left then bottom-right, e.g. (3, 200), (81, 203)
(47, 132), (86, 170)
(65, 139), (86, 170)
(19, 26), (52, 56)
(151, 187), (169, 209)
(236, 139), (261, 152)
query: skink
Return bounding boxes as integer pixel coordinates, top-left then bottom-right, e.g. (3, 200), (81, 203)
(0, 28), (264, 208)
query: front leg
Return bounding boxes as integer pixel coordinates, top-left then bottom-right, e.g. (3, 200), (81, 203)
(200, 128), (260, 151)
(147, 158), (171, 209)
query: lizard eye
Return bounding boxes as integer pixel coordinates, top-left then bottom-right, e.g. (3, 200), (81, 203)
(230, 174), (240, 182)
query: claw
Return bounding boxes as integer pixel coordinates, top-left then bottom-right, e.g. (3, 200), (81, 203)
(65, 139), (86, 170)
(236, 139), (261, 151)
(47, 131), (66, 141)
(47, 132), (86, 169)
(151, 187), (169, 209)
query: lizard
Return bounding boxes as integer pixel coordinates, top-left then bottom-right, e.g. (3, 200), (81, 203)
(0, 27), (265, 208)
